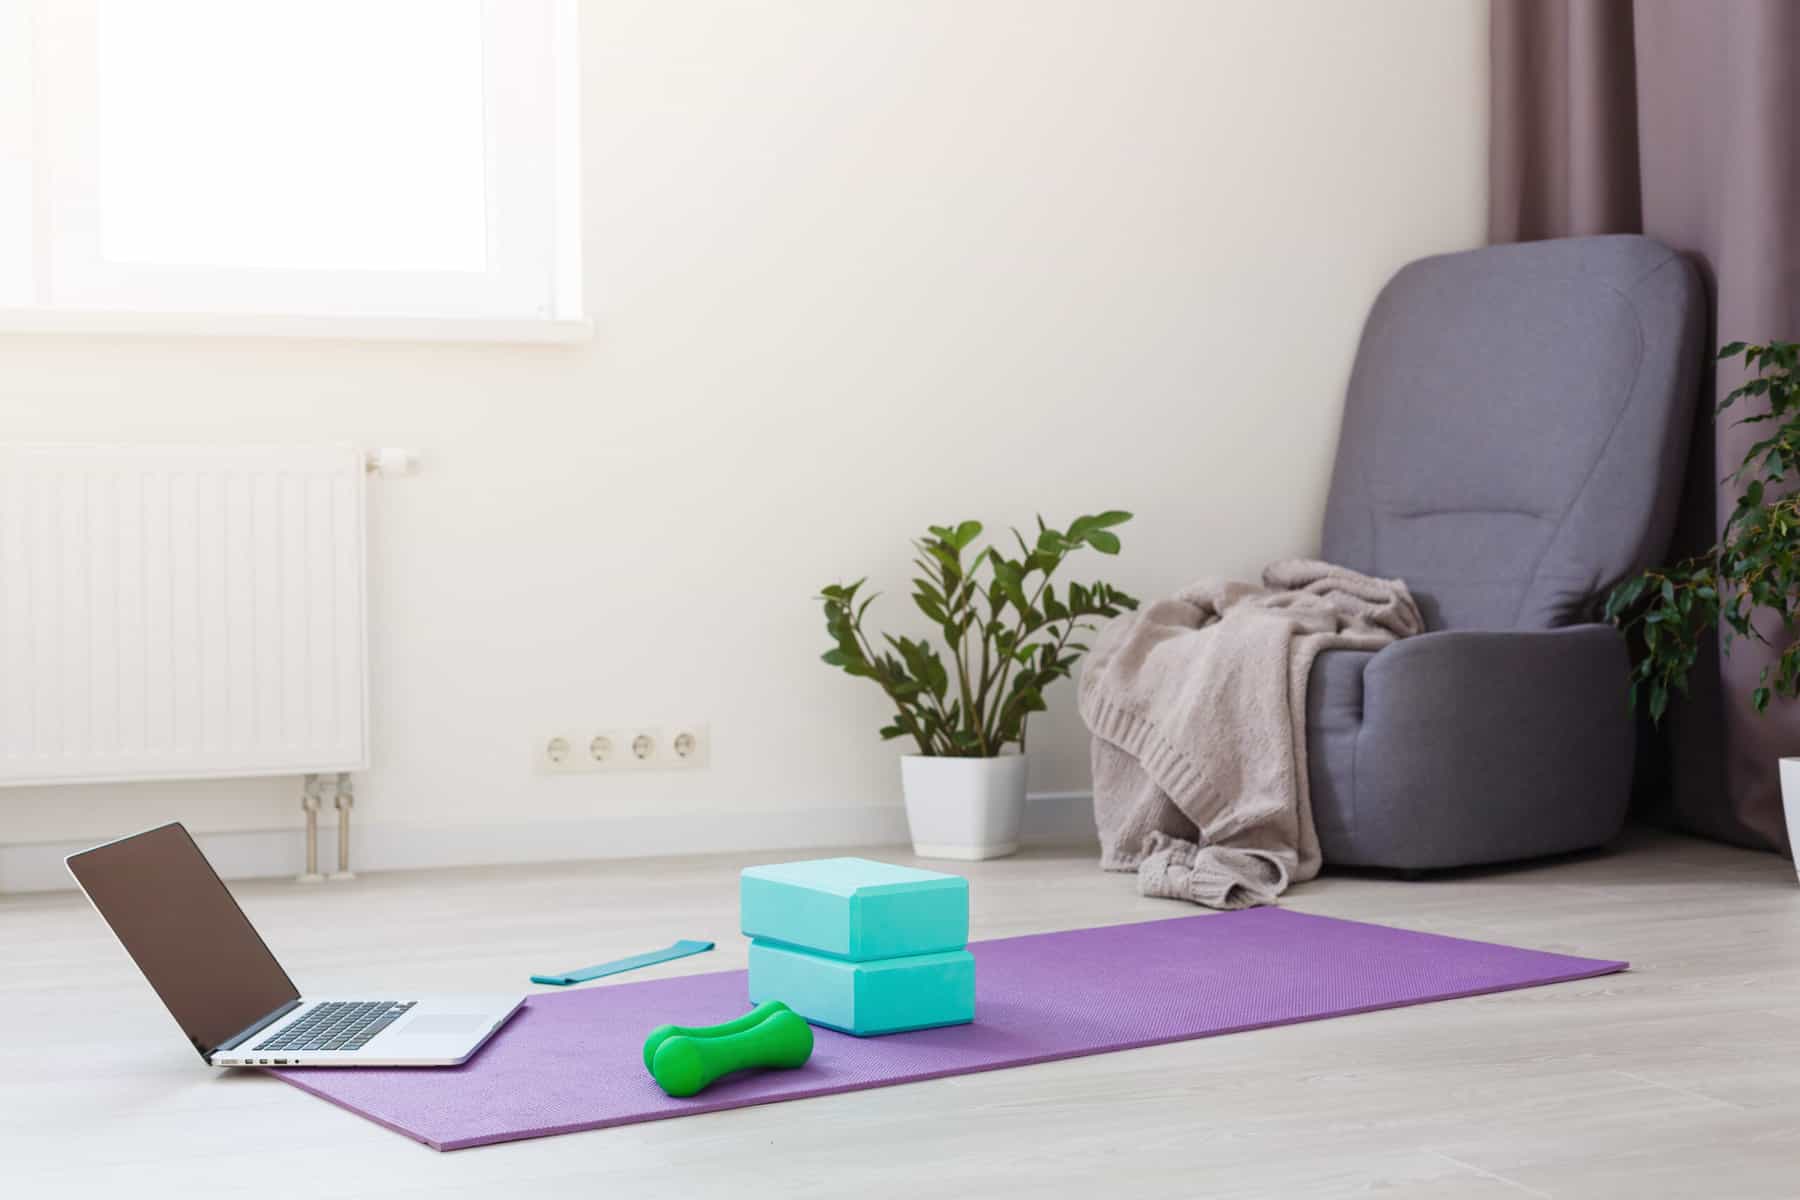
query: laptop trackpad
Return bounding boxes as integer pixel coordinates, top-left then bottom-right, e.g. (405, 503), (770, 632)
(398, 1013), (487, 1037)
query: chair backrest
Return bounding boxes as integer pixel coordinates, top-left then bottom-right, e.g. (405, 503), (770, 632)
(1320, 235), (1704, 631)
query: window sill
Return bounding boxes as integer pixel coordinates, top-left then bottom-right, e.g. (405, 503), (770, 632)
(0, 308), (594, 345)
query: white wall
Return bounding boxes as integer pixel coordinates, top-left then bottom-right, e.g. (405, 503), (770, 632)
(0, 0), (1489, 880)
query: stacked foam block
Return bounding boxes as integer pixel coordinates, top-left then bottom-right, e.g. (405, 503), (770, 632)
(740, 857), (975, 1036)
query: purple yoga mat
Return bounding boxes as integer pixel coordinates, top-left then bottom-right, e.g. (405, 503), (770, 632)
(273, 909), (1624, 1150)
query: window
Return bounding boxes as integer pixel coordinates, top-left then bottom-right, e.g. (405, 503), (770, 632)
(0, 0), (584, 340)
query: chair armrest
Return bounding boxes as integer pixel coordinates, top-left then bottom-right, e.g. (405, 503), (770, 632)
(1339, 624), (1633, 868)
(1362, 624), (1632, 728)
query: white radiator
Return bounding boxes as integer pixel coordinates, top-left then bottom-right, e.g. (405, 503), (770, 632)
(0, 445), (369, 786)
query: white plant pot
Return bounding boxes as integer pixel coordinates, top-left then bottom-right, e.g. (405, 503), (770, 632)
(900, 754), (1027, 861)
(1780, 758), (1800, 881)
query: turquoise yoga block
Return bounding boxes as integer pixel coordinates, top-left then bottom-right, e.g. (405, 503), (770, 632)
(747, 938), (976, 1036)
(739, 857), (969, 962)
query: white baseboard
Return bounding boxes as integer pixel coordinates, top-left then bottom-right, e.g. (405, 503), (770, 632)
(0, 791), (1096, 894)
(1020, 790), (1100, 845)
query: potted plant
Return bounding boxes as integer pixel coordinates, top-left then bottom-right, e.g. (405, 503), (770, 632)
(1604, 339), (1800, 870)
(818, 513), (1138, 859)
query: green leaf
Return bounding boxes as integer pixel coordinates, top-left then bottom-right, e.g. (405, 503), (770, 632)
(992, 559), (1029, 612)
(1084, 530), (1121, 554)
(1068, 511), (1132, 537)
(925, 543), (959, 575)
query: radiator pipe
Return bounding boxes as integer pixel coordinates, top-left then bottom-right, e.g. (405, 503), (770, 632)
(330, 773), (356, 881)
(297, 775), (325, 884)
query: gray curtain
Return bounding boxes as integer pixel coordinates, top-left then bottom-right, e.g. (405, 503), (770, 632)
(1490, 0), (1800, 854)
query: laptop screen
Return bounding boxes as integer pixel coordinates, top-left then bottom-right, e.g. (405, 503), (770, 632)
(67, 823), (301, 1059)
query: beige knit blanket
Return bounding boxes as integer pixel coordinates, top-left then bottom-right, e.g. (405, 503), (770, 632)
(1078, 559), (1423, 909)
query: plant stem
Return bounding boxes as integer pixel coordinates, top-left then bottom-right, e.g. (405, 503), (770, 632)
(975, 613), (993, 742)
(982, 564), (1059, 749)
(974, 590), (1003, 724)
(942, 564), (987, 756)
(994, 618), (1078, 755)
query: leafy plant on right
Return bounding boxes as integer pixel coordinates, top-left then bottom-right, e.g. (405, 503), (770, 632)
(1605, 340), (1800, 721)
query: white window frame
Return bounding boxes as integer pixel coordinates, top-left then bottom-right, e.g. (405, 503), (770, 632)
(0, 0), (586, 343)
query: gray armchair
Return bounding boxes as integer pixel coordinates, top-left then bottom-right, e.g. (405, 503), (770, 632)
(1306, 235), (1704, 871)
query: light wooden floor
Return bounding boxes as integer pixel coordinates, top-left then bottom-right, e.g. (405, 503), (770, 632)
(5, 827), (1800, 1199)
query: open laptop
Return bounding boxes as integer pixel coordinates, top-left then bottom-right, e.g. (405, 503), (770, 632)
(67, 822), (523, 1068)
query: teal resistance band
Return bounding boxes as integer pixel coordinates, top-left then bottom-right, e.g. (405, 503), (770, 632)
(530, 939), (715, 986)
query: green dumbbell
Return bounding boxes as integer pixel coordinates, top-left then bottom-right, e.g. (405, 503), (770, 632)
(644, 1002), (814, 1098)
(641, 999), (793, 1071)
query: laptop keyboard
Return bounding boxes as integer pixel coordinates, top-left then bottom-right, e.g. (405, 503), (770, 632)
(254, 1000), (416, 1054)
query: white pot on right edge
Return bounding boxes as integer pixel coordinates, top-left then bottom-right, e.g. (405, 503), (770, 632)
(1781, 758), (1800, 881)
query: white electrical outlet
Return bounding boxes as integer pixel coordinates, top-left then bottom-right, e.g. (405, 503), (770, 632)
(667, 723), (709, 767)
(536, 737), (579, 773)
(535, 723), (709, 773)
